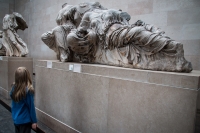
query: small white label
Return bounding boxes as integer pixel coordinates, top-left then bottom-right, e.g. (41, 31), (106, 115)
(0, 57), (2, 60)
(69, 64), (74, 71)
(47, 61), (52, 68)
(73, 64), (81, 73)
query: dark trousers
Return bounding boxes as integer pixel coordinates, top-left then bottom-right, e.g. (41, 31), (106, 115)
(14, 123), (32, 133)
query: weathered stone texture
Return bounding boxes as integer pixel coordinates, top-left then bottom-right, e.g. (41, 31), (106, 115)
(7, 0), (199, 70)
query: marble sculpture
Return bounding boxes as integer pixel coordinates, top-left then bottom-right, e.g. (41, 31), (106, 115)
(0, 31), (6, 56)
(0, 12), (28, 57)
(41, 2), (192, 72)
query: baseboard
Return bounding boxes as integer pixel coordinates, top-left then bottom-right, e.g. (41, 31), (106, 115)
(36, 108), (81, 133)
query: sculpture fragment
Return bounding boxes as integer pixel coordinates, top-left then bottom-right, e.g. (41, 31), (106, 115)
(42, 2), (192, 72)
(1, 12), (28, 57)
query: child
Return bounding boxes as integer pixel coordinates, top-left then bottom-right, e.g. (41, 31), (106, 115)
(10, 67), (37, 133)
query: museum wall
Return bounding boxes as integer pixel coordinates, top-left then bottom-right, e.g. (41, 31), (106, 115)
(0, 0), (14, 30)
(2, 0), (200, 70)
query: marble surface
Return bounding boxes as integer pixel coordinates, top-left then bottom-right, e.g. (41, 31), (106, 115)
(35, 60), (200, 133)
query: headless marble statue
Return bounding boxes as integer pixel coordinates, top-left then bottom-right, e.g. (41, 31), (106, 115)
(41, 2), (192, 72)
(0, 12), (28, 57)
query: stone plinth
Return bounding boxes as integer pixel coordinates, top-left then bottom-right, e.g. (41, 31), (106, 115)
(0, 57), (33, 99)
(35, 60), (200, 133)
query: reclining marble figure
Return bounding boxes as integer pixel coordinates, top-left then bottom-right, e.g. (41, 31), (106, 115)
(0, 12), (28, 57)
(41, 2), (193, 72)
(0, 31), (6, 56)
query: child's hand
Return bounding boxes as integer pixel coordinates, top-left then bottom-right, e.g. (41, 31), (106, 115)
(32, 123), (37, 130)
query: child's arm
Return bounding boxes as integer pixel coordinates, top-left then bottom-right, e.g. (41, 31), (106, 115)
(26, 91), (37, 124)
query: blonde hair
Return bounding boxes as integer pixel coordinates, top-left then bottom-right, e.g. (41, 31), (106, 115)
(11, 67), (34, 102)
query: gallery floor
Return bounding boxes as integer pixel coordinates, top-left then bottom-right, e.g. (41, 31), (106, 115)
(0, 103), (15, 133)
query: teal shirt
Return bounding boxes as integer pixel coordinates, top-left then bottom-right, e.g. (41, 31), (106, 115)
(10, 87), (37, 125)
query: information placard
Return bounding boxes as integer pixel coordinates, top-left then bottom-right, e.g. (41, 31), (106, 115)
(47, 61), (52, 68)
(73, 64), (81, 73)
(69, 64), (74, 71)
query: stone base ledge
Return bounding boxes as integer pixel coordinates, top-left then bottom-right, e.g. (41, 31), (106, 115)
(35, 60), (200, 133)
(36, 60), (200, 90)
(0, 56), (33, 61)
(0, 56), (33, 99)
